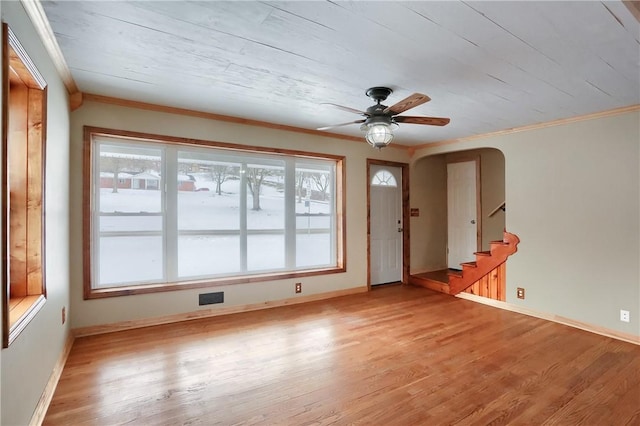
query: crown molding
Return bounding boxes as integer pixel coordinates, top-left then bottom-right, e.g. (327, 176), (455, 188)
(82, 93), (412, 150)
(20, 0), (78, 94)
(623, 1), (640, 23)
(409, 104), (640, 155)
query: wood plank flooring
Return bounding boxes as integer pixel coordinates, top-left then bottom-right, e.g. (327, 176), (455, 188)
(44, 285), (640, 425)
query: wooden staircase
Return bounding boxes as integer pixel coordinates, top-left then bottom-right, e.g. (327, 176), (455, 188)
(410, 231), (520, 298)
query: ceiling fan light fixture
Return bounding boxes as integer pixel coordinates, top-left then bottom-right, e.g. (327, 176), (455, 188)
(365, 122), (394, 149)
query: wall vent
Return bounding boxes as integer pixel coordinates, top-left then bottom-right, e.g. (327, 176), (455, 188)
(199, 292), (224, 306)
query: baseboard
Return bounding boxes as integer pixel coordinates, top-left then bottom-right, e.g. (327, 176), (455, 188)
(456, 292), (640, 346)
(74, 286), (367, 337)
(29, 332), (75, 426)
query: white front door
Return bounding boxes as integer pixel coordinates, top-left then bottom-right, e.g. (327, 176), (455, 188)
(447, 161), (478, 269)
(370, 165), (402, 285)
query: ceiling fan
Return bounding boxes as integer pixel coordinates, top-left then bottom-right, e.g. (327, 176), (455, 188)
(318, 87), (450, 148)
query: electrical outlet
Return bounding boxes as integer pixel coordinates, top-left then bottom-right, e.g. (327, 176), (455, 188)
(620, 310), (630, 323)
(516, 287), (525, 299)
(295, 282), (302, 294)
(62, 307), (66, 325)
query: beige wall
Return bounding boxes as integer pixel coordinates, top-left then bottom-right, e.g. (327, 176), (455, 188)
(410, 148), (505, 273)
(409, 154), (447, 273)
(1, 2), (72, 425)
(69, 101), (410, 328)
(412, 110), (640, 337)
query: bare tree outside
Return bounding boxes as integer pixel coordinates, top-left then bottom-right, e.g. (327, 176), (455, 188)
(311, 172), (331, 201)
(246, 167), (271, 211)
(295, 171), (308, 203)
(210, 165), (234, 195)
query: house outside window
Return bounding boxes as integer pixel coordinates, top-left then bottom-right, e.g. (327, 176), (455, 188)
(83, 127), (345, 298)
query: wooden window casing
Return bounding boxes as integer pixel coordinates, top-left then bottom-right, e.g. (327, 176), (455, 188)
(83, 127), (346, 299)
(1, 24), (47, 347)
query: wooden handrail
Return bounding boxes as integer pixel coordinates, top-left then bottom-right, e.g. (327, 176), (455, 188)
(488, 201), (505, 217)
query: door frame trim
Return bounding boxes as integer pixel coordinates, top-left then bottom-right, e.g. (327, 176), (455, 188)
(446, 157), (482, 266)
(367, 159), (410, 290)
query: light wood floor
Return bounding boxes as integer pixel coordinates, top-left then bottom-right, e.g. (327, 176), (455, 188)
(44, 285), (640, 425)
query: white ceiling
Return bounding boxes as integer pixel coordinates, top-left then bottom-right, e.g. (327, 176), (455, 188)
(41, 1), (640, 146)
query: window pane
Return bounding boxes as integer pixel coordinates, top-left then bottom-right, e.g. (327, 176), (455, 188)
(99, 144), (162, 212)
(97, 142), (163, 287)
(371, 169), (397, 187)
(99, 236), (163, 286)
(247, 234), (285, 270)
(178, 235), (241, 277)
(89, 131), (342, 294)
(246, 163), (284, 229)
(177, 151), (241, 231)
(246, 163), (285, 271)
(295, 162), (335, 268)
(177, 151), (242, 278)
(296, 232), (331, 267)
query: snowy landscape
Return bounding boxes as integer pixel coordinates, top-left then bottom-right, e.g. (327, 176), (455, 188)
(97, 176), (334, 286)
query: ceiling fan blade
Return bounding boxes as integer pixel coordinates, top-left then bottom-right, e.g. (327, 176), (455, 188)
(317, 119), (366, 131)
(384, 93), (431, 115)
(321, 103), (367, 115)
(394, 116), (450, 126)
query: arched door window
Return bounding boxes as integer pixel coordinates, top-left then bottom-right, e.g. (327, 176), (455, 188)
(371, 169), (397, 187)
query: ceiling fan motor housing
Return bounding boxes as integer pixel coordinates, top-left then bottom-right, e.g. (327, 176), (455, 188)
(366, 87), (393, 103)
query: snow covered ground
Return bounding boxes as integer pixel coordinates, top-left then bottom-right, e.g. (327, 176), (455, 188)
(97, 178), (333, 286)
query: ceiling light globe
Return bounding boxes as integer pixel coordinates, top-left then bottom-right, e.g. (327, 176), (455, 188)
(365, 123), (394, 149)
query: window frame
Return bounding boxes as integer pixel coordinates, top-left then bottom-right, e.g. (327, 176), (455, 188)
(2, 24), (48, 347)
(83, 126), (346, 299)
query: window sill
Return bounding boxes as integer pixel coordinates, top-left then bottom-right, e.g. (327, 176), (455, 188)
(6, 294), (46, 347)
(85, 266), (346, 299)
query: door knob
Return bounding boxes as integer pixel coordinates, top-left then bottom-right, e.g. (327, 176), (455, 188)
(470, 220), (476, 224)
(398, 227), (403, 232)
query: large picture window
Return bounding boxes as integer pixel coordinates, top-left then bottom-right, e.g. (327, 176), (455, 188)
(84, 127), (345, 298)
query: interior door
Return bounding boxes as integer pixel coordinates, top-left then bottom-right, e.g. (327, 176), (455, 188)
(447, 161), (478, 269)
(370, 165), (402, 285)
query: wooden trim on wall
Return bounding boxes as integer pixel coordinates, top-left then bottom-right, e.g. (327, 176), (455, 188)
(85, 125), (348, 161)
(456, 292), (640, 346)
(87, 267), (348, 300)
(2, 24), (48, 347)
(336, 158), (347, 270)
(410, 104), (640, 153)
(69, 91), (83, 111)
(20, 0), (78, 94)
(82, 127), (93, 299)
(83, 93), (411, 150)
(83, 126), (348, 299)
(366, 159), (410, 290)
(74, 286), (367, 337)
(623, 1), (640, 23)
(1, 23), (10, 346)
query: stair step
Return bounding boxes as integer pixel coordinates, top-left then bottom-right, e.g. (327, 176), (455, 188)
(447, 269), (462, 277)
(461, 261), (477, 268)
(409, 274), (451, 294)
(474, 251), (491, 257)
(490, 240), (507, 246)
